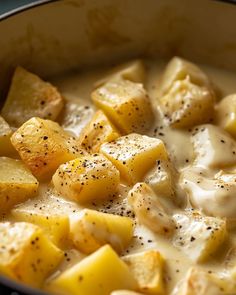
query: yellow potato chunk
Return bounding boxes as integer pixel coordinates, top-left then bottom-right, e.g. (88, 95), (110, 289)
(160, 78), (215, 128)
(0, 157), (38, 214)
(100, 133), (168, 184)
(70, 209), (133, 254)
(1, 66), (63, 127)
(46, 245), (137, 295)
(11, 117), (85, 180)
(78, 110), (120, 153)
(123, 250), (164, 294)
(159, 56), (213, 96)
(111, 291), (143, 295)
(0, 116), (15, 156)
(216, 94), (236, 138)
(12, 205), (69, 247)
(52, 154), (120, 203)
(0, 222), (63, 288)
(94, 59), (146, 88)
(92, 80), (154, 134)
(173, 211), (227, 262)
(128, 183), (175, 235)
(176, 267), (225, 295)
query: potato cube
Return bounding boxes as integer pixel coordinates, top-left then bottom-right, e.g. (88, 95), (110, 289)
(52, 154), (120, 203)
(176, 267), (225, 295)
(158, 56), (213, 96)
(0, 116), (16, 156)
(100, 133), (168, 184)
(122, 250), (164, 294)
(12, 205), (69, 247)
(0, 222), (63, 287)
(11, 117), (85, 180)
(1, 66), (63, 127)
(159, 78), (215, 128)
(0, 157), (38, 214)
(128, 183), (175, 235)
(215, 94), (236, 138)
(70, 209), (133, 254)
(94, 59), (146, 88)
(111, 291), (143, 295)
(78, 110), (120, 153)
(46, 245), (137, 295)
(173, 211), (227, 262)
(92, 80), (154, 134)
(191, 124), (236, 168)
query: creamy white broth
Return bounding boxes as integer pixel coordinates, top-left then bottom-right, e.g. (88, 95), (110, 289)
(3, 58), (236, 294)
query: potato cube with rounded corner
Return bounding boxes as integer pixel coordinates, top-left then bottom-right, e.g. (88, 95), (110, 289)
(0, 157), (38, 214)
(0, 222), (63, 288)
(1, 66), (63, 127)
(159, 78), (215, 128)
(158, 56), (213, 96)
(128, 183), (175, 235)
(92, 80), (154, 134)
(46, 245), (137, 295)
(11, 206), (69, 247)
(11, 117), (86, 180)
(0, 116), (16, 156)
(78, 110), (120, 153)
(173, 211), (227, 262)
(70, 209), (133, 254)
(100, 133), (168, 185)
(122, 250), (165, 294)
(94, 59), (146, 88)
(52, 154), (120, 203)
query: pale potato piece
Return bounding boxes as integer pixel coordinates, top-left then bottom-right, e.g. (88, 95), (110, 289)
(111, 291), (144, 295)
(215, 94), (236, 138)
(1, 66), (63, 127)
(78, 110), (120, 153)
(0, 116), (15, 156)
(122, 250), (165, 294)
(158, 56), (213, 96)
(0, 222), (63, 288)
(0, 157), (38, 214)
(100, 133), (168, 184)
(191, 124), (236, 168)
(11, 117), (85, 180)
(46, 245), (137, 295)
(159, 78), (215, 128)
(70, 209), (133, 254)
(173, 211), (227, 262)
(92, 80), (154, 134)
(52, 154), (120, 203)
(94, 59), (146, 88)
(128, 183), (175, 235)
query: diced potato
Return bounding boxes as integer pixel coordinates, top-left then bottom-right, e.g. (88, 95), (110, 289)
(215, 94), (236, 138)
(11, 117), (85, 180)
(46, 245), (137, 295)
(158, 56), (213, 96)
(70, 209), (133, 254)
(144, 159), (175, 198)
(61, 101), (94, 136)
(92, 80), (154, 134)
(122, 250), (164, 294)
(78, 110), (120, 153)
(94, 59), (146, 88)
(191, 124), (236, 168)
(52, 154), (120, 203)
(0, 116), (16, 156)
(173, 211), (227, 262)
(111, 291), (144, 295)
(0, 157), (38, 214)
(128, 183), (175, 235)
(0, 222), (63, 287)
(1, 66), (63, 127)
(100, 133), (168, 184)
(176, 267), (225, 295)
(159, 78), (215, 128)
(12, 205), (69, 247)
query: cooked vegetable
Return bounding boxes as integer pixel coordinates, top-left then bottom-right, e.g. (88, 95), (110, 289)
(0, 116), (15, 156)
